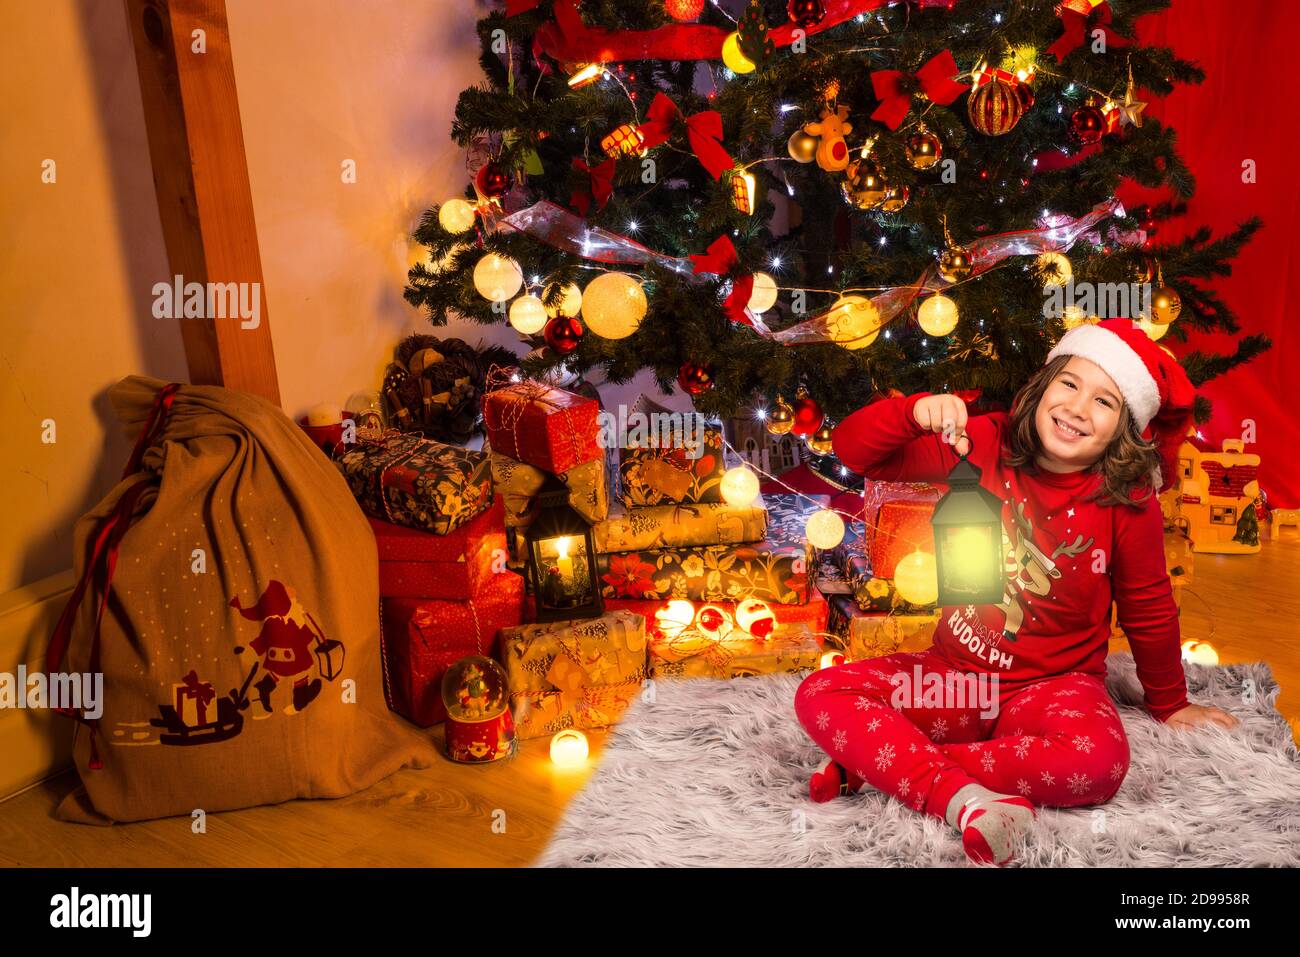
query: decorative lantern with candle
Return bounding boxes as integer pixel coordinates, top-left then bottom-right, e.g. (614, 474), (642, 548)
(526, 477), (604, 622)
(930, 439), (1007, 606)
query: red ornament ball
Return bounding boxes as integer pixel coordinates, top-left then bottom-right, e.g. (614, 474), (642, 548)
(1069, 105), (1105, 146)
(475, 161), (511, 198)
(791, 395), (825, 437)
(664, 0), (706, 20)
(676, 362), (715, 395)
(543, 314), (583, 355)
(787, 0), (826, 28)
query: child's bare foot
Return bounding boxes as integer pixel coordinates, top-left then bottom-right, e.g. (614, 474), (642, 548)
(809, 759), (866, 803)
(945, 783), (1036, 866)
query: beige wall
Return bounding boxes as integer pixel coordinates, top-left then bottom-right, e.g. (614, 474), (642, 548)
(0, 0), (673, 595)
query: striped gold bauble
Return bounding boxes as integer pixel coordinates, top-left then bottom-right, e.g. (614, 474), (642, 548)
(967, 76), (1024, 136)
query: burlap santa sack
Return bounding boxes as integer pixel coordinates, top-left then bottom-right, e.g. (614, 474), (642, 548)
(47, 376), (437, 823)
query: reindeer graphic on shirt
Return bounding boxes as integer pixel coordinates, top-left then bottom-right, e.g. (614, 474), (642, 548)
(997, 500), (1093, 643)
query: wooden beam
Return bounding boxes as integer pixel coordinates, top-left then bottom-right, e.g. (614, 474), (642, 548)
(125, 0), (280, 405)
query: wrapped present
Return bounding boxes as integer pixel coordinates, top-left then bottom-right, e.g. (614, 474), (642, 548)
(872, 496), (939, 580)
(824, 594), (939, 661)
(619, 426), (726, 507)
(649, 624), (823, 679)
(174, 670), (216, 727)
(499, 610), (648, 739)
(371, 498), (507, 599)
(489, 452), (608, 529)
(378, 572), (526, 727)
(843, 554), (937, 614)
(593, 497), (769, 554)
(605, 590), (830, 635)
(337, 430), (493, 535)
(594, 495), (820, 605)
(829, 520), (868, 572)
(483, 380), (602, 475)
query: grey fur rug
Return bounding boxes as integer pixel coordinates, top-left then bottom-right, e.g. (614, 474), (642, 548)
(534, 655), (1300, 867)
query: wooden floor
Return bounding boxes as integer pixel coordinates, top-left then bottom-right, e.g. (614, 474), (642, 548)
(2, 528), (1297, 868)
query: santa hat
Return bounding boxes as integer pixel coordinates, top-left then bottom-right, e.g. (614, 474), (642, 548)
(1045, 319), (1196, 494)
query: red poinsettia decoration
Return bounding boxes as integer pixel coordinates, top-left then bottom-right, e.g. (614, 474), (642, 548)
(601, 554), (659, 598)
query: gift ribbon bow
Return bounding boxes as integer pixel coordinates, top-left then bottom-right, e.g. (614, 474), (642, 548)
(689, 235), (755, 326)
(571, 156), (615, 216)
(638, 93), (734, 181)
(870, 50), (968, 131)
(1046, 0), (1128, 63)
(179, 669), (216, 708)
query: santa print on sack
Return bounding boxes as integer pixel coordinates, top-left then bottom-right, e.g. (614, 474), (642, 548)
(147, 580), (346, 747)
(951, 482), (1095, 672)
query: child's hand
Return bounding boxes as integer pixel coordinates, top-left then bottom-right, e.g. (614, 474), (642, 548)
(912, 394), (970, 456)
(1164, 703), (1239, 730)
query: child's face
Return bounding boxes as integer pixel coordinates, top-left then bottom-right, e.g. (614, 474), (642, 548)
(1034, 356), (1123, 472)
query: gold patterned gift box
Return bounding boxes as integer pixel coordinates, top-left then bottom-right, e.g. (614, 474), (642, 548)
(824, 594), (939, 661)
(499, 610), (647, 740)
(592, 497), (769, 554)
(648, 624), (823, 679)
(489, 451), (609, 529)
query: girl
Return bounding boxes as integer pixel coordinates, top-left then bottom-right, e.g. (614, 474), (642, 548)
(794, 319), (1239, 866)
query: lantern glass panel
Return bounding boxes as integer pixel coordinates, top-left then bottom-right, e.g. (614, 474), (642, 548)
(525, 480), (604, 622)
(936, 522), (1003, 604)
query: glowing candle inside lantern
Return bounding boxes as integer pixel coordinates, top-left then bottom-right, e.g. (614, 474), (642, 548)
(555, 537), (574, 591)
(940, 525), (996, 595)
(550, 729), (589, 767)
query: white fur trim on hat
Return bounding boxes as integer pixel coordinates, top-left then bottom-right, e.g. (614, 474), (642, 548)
(1045, 323), (1160, 430)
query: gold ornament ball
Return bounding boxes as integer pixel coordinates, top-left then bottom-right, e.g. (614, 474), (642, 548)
(918, 294), (959, 337)
(938, 245), (974, 283)
(581, 271), (647, 339)
(721, 32), (756, 74)
(543, 281), (584, 318)
(879, 185), (910, 213)
(841, 160), (888, 210)
(508, 294), (548, 335)
(806, 423), (835, 456)
(1135, 316), (1169, 341)
(473, 253), (524, 303)
(720, 466), (761, 507)
(805, 508), (846, 550)
(787, 129), (818, 163)
(438, 198), (476, 234)
(825, 295), (881, 350)
(748, 272), (779, 314)
(893, 548), (938, 606)
(904, 130), (943, 170)
(766, 397), (795, 434)
(1037, 252), (1073, 287)
(1151, 286), (1182, 325)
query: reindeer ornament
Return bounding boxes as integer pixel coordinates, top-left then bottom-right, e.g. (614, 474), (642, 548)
(803, 105), (854, 172)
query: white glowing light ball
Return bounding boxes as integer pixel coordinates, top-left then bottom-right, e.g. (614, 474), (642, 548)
(550, 729), (589, 767)
(720, 466), (761, 507)
(1180, 640), (1219, 666)
(747, 272), (779, 314)
(805, 509), (846, 550)
(735, 597), (776, 640)
(581, 272), (647, 339)
(438, 198), (477, 234)
(825, 295), (881, 350)
(543, 281), (584, 318)
(894, 549), (939, 606)
(473, 253), (524, 303)
(508, 295), (548, 334)
(655, 600), (697, 639)
(917, 294), (959, 337)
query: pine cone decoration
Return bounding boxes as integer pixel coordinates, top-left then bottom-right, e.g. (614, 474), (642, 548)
(385, 335), (518, 444)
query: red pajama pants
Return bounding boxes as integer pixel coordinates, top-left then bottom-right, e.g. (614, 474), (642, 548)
(794, 650), (1130, 821)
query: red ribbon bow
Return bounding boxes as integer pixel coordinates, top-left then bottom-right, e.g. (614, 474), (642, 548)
(870, 50), (968, 131)
(1046, 0), (1128, 63)
(571, 157), (615, 216)
(689, 236), (754, 326)
(638, 93), (734, 181)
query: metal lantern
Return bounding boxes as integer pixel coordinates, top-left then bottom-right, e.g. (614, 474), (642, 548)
(525, 477), (604, 622)
(930, 441), (1007, 606)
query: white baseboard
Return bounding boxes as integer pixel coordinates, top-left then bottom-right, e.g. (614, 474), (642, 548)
(0, 570), (76, 801)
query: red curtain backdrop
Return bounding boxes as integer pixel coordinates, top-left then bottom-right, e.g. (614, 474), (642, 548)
(1125, 1), (1298, 508)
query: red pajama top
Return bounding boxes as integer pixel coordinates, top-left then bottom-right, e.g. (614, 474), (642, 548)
(831, 392), (1189, 722)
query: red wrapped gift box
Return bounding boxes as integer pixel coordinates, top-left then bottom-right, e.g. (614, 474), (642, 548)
(371, 498), (507, 600)
(604, 590), (829, 636)
(379, 572), (526, 727)
(871, 499), (938, 580)
(482, 380), (602, 475)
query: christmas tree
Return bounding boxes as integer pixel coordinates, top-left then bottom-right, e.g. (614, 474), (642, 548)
(405, 0), (1268, 444)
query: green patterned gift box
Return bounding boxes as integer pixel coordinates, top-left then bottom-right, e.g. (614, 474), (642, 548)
(336, 431), (493, 535)
(595, 495), (821, 606)
(592, 497), (769, 554)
